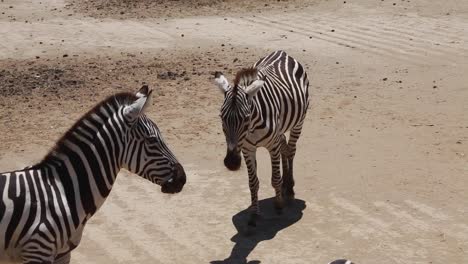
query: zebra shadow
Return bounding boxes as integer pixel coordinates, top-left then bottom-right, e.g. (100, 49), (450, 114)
(210, 198), (306, 264)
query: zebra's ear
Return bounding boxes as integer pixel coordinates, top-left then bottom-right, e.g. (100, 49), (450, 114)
(245, 79), (265, 99)
(124, 87), (153, 120)
(136, 84), (150, 98)
(214, 71), (230, 93)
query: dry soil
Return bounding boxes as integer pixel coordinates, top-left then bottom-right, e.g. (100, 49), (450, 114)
(0, 0), (467, 263)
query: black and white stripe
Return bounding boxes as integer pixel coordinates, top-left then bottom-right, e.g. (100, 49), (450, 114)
(329, 260), (354, 264)
(0, 86), (186, 263)
(215, 50), (309, 226)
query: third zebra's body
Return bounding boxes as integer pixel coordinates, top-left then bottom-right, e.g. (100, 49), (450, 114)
(215, 50), (309, 226)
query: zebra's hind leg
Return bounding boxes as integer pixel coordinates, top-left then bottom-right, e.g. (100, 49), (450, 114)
(281, 154), (293, 203)
(242, 149), (260, 227)
(280, 134), (292, 203)
(283, 124), (304, 201)
(269, 141), (284, 215)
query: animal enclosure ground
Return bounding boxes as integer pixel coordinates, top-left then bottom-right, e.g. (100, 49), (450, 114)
(0, 0), (467, 263)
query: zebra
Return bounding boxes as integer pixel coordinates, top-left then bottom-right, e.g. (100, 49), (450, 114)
(0, 85), (186, 263)
(214, 50), (309, 227)
(329, 260), (354, 264)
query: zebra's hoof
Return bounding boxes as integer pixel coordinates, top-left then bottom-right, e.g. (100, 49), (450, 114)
(282, 188), (295, 202)
(285, 193), (295, 204)
(247, 213), (258, 227)
(244, 225), (256, 236)
(274, 199), (284, 215)
(275, 207), (283, 215)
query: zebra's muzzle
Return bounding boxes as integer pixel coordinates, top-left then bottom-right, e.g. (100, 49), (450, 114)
(224, 149), (241, 171)
(161, 163), (186, 194)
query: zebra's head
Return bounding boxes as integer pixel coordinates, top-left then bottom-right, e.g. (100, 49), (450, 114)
(122, 86), (186, 194)
(214, 69), (265, 171)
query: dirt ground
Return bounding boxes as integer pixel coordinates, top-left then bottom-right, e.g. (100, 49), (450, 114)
(0, 0), (467, 263)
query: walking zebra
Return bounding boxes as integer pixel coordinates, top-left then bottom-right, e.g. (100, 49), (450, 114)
(0, 86), (186, 263)
(214, 50), (309, 226)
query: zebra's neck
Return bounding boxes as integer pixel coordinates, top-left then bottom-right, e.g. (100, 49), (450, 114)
(36, 98), (132, 225)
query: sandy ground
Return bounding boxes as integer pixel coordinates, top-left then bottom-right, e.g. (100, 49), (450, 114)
(0, 0), (467, 263)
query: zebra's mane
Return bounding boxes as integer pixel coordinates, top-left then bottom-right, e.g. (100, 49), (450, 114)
(36, 92), (138, 166)
(226, 68), (258, 107)
(233, 67), (258, 88)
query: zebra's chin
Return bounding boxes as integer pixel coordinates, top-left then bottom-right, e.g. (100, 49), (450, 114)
(161, 181), (184, 194)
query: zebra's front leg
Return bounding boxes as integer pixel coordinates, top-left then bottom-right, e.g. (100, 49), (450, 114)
(270, 144), (284, 215)
(242, 149), (260, 227)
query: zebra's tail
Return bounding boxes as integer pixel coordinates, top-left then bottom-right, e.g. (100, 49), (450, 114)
(328, 260), (354, 264)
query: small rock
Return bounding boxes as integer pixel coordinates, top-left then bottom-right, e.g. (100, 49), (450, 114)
(382, 77), (388, 81)
(157, 72), (168, 80)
